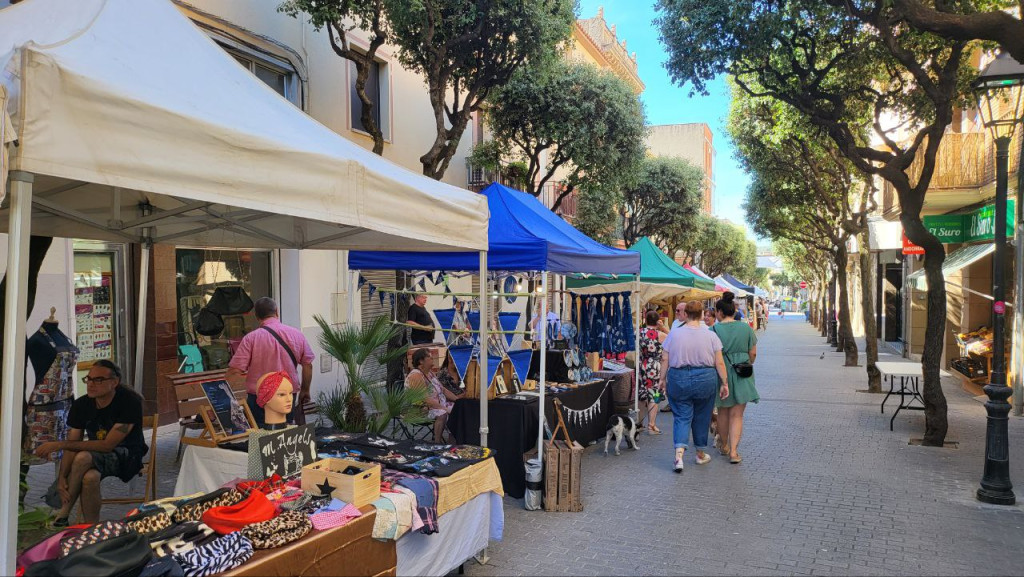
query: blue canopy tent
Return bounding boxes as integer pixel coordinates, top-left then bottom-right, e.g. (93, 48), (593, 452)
(722, 273), (757, 294)
(350, 182), (641, 466)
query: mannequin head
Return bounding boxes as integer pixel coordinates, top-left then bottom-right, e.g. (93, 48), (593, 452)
(256, 371), (294, 426)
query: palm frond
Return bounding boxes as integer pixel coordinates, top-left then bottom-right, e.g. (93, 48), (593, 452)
(364, 382), (431, 435)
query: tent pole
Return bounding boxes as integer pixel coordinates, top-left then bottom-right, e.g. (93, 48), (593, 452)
(1, 171), (34, 575)
(634, 289), (640, 415)
(479, 252), (488, 447)
(133, 241), (150, 393)
(537, 271), (548, 460)
(347, 269), (356, 325)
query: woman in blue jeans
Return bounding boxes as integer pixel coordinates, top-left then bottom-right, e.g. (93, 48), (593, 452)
(659, 300), (730, 473)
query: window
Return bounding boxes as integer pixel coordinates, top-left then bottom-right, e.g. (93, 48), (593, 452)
(350, 59), (391, 140)
(229, 49), (296, 104)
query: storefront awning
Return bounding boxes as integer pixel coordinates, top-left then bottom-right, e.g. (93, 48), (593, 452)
(907, 243), (995, 290)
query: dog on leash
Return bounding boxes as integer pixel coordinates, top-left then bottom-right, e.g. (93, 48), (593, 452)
(603, 415), (640, 456)
(710, 408), (721, 451)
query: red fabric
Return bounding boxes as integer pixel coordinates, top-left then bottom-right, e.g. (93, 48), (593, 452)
(256, 371), (289, 408)
(202, 490), (276, 534)
(236, 474), (285, 496)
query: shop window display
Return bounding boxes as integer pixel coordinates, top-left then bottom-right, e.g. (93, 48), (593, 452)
(175, 249), (272, 370)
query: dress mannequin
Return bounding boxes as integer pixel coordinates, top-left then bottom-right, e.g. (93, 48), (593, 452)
(24, 308), (79, 464)
(246, 371), (295, 478)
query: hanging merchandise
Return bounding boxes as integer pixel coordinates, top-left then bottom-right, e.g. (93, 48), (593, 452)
(503, 276), (518, 304)
(611, 294), (626, 354)
(193, 307), (225, 337)
(25, 319), (79, 465)
(621, 291), (635, 349)
(206, 286), (254, 316)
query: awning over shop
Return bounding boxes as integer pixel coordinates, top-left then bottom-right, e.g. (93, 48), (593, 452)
(907, 243), (996, 290)
(349, 183), (641, 274)
(0, 0), (489, 251)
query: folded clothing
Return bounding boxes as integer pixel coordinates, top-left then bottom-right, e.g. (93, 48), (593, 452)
(309, 502), (362, 531)
(201, 490), (276, 535)
(383, 471), (439, 535)
(172, 489), (244, 523)
(173, 532), (253, 577)
(147, 522), (217, 558)
(125, 509), (173, 536)
(370, 497), (398, 541)
(138, 555), (185, 577)
(28, 532), (152, 577)
(240, 511), (311, 549)
(235, 474), (285, 496)
(59, 520), (127, 557)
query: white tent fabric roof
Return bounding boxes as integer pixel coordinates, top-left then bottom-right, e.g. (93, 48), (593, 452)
(0, 0), (488, 251)
(714, 275), (750, 298)
(569, 280), (720, 304)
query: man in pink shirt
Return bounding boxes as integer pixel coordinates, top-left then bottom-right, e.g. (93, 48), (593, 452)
(227, 298), (315, 426)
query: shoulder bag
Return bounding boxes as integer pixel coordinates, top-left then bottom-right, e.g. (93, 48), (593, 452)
(711, 325), (754, 378)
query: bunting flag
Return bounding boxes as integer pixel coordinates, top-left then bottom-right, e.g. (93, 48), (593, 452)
(379, 290), (387, 307)
(507, 349), (534, 385)
(444, 284), (452, 294)
(435, 271), (446, 285)
(367, 283), (377, 301)
(448, 345), (474, 382)
(357, 275), (367, 291)
(417, 277), (427, 291)
(398, 293), (408, 306)
(389, 293), (396, 308)
(498, 311), (520, 347)
(434, 308), (457, 338)
(561, 381), (610, 428)
(485, 355), (503, 389)
(466, 311), (481, 332)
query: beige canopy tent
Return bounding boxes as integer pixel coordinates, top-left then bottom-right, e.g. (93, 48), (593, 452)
(0, 0), (491, 571)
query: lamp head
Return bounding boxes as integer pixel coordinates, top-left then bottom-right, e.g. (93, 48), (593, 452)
(973, 52), (1024, 142)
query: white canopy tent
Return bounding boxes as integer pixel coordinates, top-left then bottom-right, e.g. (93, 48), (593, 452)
(0, 0), (491, 571)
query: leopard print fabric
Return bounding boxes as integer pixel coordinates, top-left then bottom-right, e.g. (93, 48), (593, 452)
(172, 489), (244, 523)
(59, 521), (127, 557)
(240, 511), (312, 549)
(124, 510), (172, 535)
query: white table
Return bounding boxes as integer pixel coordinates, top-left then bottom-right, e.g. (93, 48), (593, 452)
(176, 444), (503, 576)
(875, 362), (952, 431)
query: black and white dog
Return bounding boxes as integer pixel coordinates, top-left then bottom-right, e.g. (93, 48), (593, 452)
(603, 415), (640, 456)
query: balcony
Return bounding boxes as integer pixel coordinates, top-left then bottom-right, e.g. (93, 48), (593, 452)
(540, 182), (577, 221)
(882, 131), (1021, 218)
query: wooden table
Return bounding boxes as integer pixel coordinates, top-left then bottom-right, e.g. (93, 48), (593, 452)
(876, 362), (952, 431)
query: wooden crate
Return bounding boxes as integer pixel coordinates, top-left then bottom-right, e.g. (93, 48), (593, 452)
(463, 358), (511, 400)
(542, 440), (584, 512)
(301, 458), (381, 507)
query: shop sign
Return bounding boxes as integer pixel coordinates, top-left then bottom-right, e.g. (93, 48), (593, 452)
(919, 200), (1016, 244)
(902, 233), (925, 255)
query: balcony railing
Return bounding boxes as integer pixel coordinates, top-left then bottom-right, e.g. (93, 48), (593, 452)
(882, 131), (1021, 216)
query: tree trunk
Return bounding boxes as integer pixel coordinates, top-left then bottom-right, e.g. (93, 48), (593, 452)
(820, 287), (828, 336)
(903, 216), (949, 446)
(834, 246), (859, 366)
(859, 228), (881, 392)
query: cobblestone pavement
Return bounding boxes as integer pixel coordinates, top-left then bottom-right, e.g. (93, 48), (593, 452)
(468, 313), (1024, 577)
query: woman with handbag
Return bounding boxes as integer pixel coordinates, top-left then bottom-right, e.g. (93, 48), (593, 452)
(710, 292), (759, 464)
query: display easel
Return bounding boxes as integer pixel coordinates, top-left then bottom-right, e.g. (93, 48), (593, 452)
(181, 403), (257, 448)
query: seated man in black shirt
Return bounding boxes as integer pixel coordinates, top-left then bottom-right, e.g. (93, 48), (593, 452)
(34, 359), (147, 525)
(407, 293), (436, 345)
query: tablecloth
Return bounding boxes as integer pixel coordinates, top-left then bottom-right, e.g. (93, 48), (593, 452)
(396, 491), (503, 577)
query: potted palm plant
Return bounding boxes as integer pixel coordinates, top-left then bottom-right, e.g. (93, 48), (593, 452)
(314, 315), (431, 433)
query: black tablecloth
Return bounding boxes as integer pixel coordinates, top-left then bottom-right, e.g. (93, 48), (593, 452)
(449, 397), (538, 499)
(448, 379), (613, 499)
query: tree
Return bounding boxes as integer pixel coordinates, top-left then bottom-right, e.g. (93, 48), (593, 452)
(279, 0), (389, 154)
(387, 0), (576, 179)
(619, 156), (705, 249)
(485, 59), (647, 210)
(656, 0), (972, 445)
(749, 267), (771, 288)
(574, 187), (622, 245)
(879, 0), (1024, 64)
(730, 86), (872, 369)
(694, 218), (758, 280)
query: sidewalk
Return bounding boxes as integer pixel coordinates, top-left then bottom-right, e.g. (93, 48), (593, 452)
(468, 314), (1024, 576)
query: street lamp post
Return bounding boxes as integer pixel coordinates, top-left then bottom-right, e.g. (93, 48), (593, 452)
(972, 51), (1024, 506)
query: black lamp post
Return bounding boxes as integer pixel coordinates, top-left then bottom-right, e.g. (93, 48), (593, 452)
(972, 51), (1024, 506)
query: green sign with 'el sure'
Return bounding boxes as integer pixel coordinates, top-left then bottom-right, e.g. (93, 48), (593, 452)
(922, 199), (1016, 244)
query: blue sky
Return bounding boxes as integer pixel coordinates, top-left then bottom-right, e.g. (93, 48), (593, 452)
(577, 1), (753, 234)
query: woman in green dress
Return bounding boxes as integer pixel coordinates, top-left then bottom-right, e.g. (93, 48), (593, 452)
(710, 292), (758, 464)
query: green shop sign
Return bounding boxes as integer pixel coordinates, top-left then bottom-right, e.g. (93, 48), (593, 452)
(922, 199), (1016, 244)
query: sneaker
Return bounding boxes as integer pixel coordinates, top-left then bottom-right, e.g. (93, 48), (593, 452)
(673, 457), (684, 473)
(695, 451), (711, 465)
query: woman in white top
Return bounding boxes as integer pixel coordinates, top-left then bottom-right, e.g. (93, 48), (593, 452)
(658, 300), (730, 473)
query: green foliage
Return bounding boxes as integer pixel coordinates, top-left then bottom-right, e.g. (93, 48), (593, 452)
(574, 187), (623, 245)
(620, 156), (704, 251)
(686, 216), (758, 280)
(386, 0), (578, 178)
(314, 315), (409, 432)
(749, 267), (771, 288)
(484, 58), (647, 207)
(363, 383), (431, 435)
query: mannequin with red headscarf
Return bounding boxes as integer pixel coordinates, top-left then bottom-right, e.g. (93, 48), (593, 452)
(255, 371), (294, 430)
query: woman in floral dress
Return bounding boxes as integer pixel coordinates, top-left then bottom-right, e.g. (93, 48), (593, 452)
(639, 310), (667, 434)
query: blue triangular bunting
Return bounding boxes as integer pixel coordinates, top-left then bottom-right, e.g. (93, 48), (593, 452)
(485, 355), (503, 389)
(389, 293), (396, 308)
(498, 312), (520, 347)
(466, 311), (480, 332)
(448, 345), (474, 382)
(507, 349), (533, 385)
(379, 290), (386, 307)
(367, 283), (377, 301)
(434, 308), (456, 337)
(357, 275), (367, 291)
(417, 277), (426, 291)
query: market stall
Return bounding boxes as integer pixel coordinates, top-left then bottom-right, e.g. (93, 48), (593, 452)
(349, 183), (641, 477)
(0, 0), (491, 572)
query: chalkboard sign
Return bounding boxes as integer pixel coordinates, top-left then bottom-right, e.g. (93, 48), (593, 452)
(256, 424), (317, 479)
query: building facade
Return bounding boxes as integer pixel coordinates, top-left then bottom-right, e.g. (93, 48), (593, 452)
(645, 123), (716, 214)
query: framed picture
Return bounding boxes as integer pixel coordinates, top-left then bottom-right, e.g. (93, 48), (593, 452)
(495, 374), (508, 395)
(201, 379), (249, 436)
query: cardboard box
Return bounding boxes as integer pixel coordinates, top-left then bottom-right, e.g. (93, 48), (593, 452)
(301, 458), (381, 507)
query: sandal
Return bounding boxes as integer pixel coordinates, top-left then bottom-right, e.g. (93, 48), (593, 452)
(53, 516), (69, 528)
(648, 425), (662, 435)
(729, 454), (743, 464)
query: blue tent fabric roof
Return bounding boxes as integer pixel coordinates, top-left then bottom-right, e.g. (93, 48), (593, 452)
(722, 273), (756, 293)
(348, 183), (640, 274)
